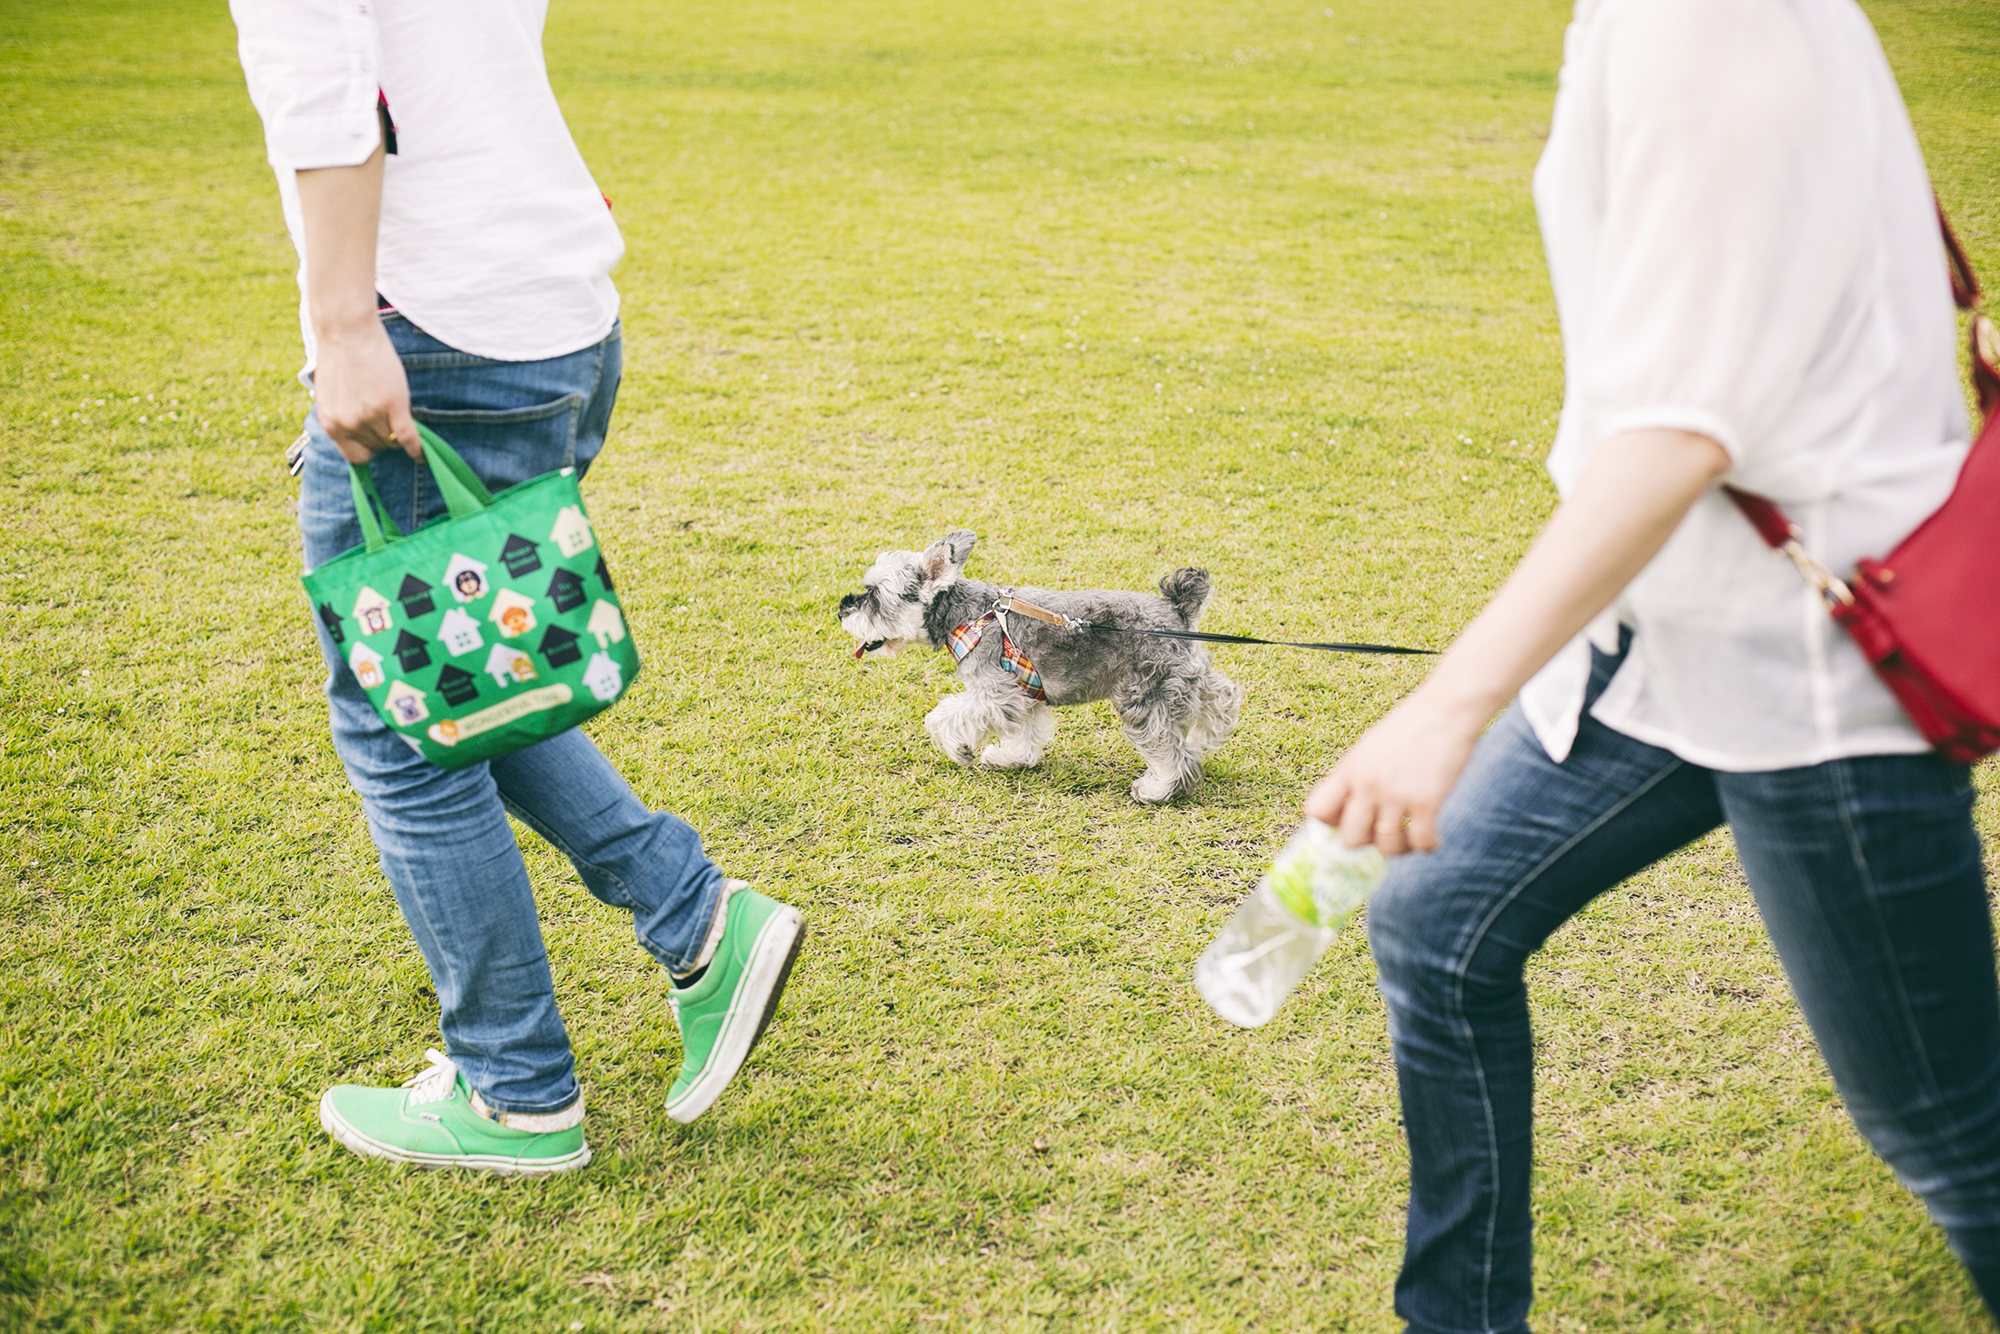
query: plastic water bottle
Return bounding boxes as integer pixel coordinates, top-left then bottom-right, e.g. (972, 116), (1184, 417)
(1194, 817), (1388, 1028)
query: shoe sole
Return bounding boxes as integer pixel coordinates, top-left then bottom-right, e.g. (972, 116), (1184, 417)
(318, 1093), (592, 1178)
(665, 906), (805, 1124)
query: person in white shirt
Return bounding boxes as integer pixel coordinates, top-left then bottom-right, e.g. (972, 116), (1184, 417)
(1304, 0), (1999, 1324)
(232, 0), (806, 1174)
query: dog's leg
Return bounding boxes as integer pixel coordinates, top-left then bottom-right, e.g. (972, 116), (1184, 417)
(1185, 661), (1244, 760)
(1117, 690), (1203, 804)
(924, 691), (999, 767)
(981, 700), (1056, 769)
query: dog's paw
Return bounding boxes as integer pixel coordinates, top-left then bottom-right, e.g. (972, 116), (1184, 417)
(979, 744), (1040, 770)
(1130, 773), (1181, 805)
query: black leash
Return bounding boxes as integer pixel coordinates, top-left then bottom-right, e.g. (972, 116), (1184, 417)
(1076, 623), (1435, 656)
(992, 593), (1434, 657)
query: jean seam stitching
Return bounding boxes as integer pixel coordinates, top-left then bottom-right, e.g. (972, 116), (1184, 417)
(500, 798), (641, 909)
(1826, 758), (1963, 1145)
(561, 390), (583, 469)
(1448, 750), (1691, 1331)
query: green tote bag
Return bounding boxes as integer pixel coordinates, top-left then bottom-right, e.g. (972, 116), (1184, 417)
(302, 425), (642, 770)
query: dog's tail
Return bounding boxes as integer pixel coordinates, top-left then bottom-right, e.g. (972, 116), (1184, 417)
(1158, 568), (1213, 628)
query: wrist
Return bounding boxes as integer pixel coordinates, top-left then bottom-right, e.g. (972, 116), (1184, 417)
(1407, 671), (1507, 735)
(312, 307), (383, 345)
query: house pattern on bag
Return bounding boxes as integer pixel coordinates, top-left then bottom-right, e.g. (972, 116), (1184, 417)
(539, 624), (583, 668)
(436, 665), (479, 706)
(546, 567), (585, 613)
(550, 505), (594, 558)
(485, 643), (537, 687)
(345, 521), (629, 742)
(393, 629), (430, 672)
(397, 573), (435, 619)
(587, 600), (625, 648)
(438, 608), (483, 656)
(500, 533), (542, 578)
(582, 651), (623, 703)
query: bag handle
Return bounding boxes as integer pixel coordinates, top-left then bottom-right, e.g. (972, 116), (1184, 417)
(346, 424), (498, 554)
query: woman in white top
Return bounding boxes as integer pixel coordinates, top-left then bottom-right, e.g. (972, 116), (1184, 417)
(1306, 0), (1995, 1325)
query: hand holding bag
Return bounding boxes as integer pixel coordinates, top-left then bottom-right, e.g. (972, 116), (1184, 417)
(1726, 203), (2000, 764)
(302, 425), (643, 769)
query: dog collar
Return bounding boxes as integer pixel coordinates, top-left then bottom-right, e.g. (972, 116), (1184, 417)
(946, 608), (1047, 701)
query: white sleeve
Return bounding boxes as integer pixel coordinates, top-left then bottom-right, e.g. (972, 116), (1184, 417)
(1582, 0), (1860, 466)
(229, 0), (384, 170)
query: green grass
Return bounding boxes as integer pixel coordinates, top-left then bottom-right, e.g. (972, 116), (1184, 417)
(4, 0), (1999, 1328)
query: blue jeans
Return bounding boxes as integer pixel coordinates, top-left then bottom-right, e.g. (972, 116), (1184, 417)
(297, 315), (724, 1115)
(1367, 645), (2000, 1332)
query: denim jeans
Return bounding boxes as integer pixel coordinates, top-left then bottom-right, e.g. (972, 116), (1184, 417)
(1367, 644), (2000, 1332)
(297, 315), (724, 1114)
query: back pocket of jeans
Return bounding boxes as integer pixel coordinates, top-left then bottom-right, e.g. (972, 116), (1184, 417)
(412, 394), (584, 484)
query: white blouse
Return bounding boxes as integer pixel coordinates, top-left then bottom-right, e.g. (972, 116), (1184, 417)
(1518, 0), (1971, 771)
(231, 0), (624, 368)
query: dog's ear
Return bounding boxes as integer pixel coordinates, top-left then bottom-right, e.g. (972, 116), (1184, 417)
(921, 529), (977, 584)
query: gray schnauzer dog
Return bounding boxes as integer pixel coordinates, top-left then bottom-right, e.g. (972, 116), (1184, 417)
(837, 529), (1243, 803)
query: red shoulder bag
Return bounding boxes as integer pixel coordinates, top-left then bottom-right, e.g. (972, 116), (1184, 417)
(1725, 203), (2000, 764)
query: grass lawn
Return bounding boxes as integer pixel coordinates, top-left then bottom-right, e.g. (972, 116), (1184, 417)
(5, 0), (2000, 1328)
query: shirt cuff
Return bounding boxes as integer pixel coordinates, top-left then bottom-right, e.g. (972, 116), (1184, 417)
(1600, 406), (1744, 465)
(263, 105), (382, 170)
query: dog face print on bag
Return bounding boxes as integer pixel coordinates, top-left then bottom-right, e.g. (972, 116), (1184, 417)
(352, 586), (394, 638)
(484, 642), (538, 687)
(582, 650), (624, 703)
(444, 554), (489, 604)
(489, 589), (537, 638)
(348, 642), (386, 690)
(438, 608), (483, 656)
(385, 679), (429, 726)
(550, 505), (594, 559)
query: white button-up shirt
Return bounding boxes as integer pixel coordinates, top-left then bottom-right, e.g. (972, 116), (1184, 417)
(231, 0), (623, 368)
(1518, 0), (1971, 771)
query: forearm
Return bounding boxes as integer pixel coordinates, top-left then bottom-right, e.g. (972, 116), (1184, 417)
(296, 143), (385, 342)
(1413, 428), (1732, 729)
(1304, 428), (1730, 850)
(293, 139), (419, 462)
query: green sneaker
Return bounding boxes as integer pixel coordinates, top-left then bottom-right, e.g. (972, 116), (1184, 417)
(318, 1050), (591, 1177)
(665, 883), (805, 1123)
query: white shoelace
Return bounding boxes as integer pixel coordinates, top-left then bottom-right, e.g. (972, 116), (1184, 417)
(401, 1048), (461, 1106)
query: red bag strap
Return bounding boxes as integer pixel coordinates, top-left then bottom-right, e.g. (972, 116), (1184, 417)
(1722, 485), (1794, 549)
(1938, 196), (1980, 311)
(1722, 485), (1854, 607)
(1732, 199), (1994, 579)
(1938, 195), (2000, 416)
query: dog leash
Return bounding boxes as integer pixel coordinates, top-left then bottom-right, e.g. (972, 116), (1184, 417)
(992, 594), (1436, 657)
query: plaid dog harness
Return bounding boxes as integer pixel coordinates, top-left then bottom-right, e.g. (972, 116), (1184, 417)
(946, 609), (1047, 701)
